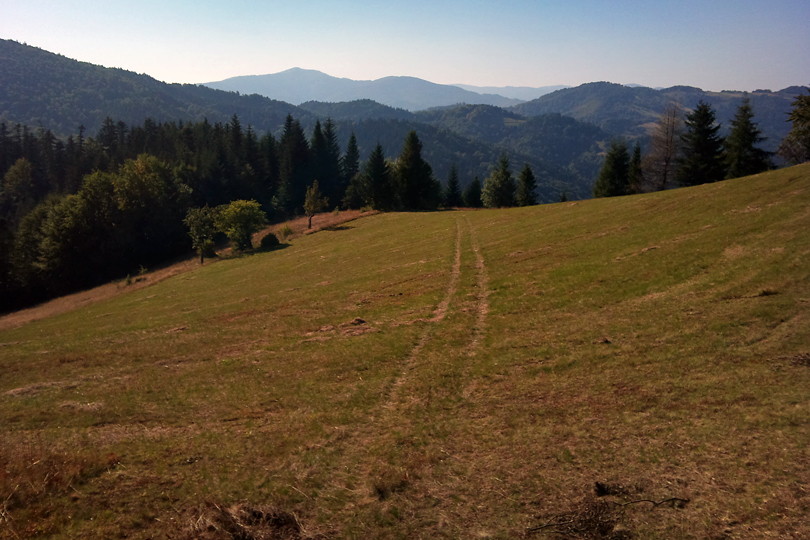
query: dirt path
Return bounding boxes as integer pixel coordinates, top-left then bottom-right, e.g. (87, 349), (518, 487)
(382, 216), (490, 408)
(382, 220), (464, 409)
(465, 215), (490, 356)
(0, 210), (377, 332)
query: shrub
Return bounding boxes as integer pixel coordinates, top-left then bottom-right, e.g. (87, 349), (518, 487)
(259, 232), (280, 250)
(277, 224), (293, 242)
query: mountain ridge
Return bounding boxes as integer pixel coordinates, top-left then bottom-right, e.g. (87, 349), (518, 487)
(203, 67), (524, 110)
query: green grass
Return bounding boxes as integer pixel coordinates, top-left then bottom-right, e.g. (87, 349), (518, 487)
(2, 165), (809, 538)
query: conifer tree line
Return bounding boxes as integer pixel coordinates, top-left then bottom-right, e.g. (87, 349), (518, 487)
(593, 97), (783, 197)
(0, 113), (542, 311)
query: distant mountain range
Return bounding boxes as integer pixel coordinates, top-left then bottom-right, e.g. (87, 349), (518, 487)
(0, 38), (804, 200)
(204, 68), (525, 111)
(512, 82), (802, 152)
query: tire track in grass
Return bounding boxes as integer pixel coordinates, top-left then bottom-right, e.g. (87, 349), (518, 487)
(465, 216), (490, 357)
(383, 218), (463, 409)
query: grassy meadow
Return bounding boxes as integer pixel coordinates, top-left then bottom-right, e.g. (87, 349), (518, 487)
(1, 164), (809, 538)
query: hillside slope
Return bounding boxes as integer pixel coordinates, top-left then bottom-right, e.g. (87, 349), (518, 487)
(0, 39), (307, 136)
(1, 165), (808, 538)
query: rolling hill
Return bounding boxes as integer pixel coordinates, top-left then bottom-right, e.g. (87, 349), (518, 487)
(203, 68), (524, 111)
(0, 39), (592, 197)
(0, 39), (307, 137)
(2, 164), (808, 538)
(511, 81), (802, 152)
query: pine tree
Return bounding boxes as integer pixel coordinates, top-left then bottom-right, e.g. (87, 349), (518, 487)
(515, 164), (538, 206)
(311, 119), (342, 207)
(676, 101), (725, 186)
(276, 115), (310, 214)
(724, 98), (770, 178)
(482, 155), (516, 208)
(463, 177), (483, 208)
(443, 164), (463, 207)
(365, 144), (395, 211)
(628, 142), (643, 194)
(593, 140), (630, 197)
(340, 132), (360, 206)
(395, 131), (440, 210)
(778, 89), (810, 164)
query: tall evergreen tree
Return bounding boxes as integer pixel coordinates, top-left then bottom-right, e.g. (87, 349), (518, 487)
(443, 164), (463, 207)
(463, 177), (483, 208)
(365, 144), (395, 211)
(276, 115), (310, 214)
(310, 120), (342, 208)
(778, 89), (810, 164)
(515, 164), (538, 206)
(593, 140), (630, 197)
(628, 142), (643, 194)
(724, 98), (770, 178)
(482, 155), (516, 208)
(395, 131), (440, 210)
(340, 132), (361, 194)
(321, 119), (343, 206)
(258, 132), (279, 207)
(676, 101), (725, 186)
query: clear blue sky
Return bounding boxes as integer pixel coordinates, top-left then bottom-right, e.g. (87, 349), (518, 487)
(1, 0), (807, 91)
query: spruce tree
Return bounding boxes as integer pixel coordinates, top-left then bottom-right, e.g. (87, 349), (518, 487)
(340, 132), (361, 204)
(724, 98), (770, 178)
(515, 164), (538, 206)
(463, 177), (483, 208)
(443, 164), (463, 207)
(395, 131), (440, 210)
(482, 155), (516, 208)
(276, 115), (310, 214)
(310, 120), (341, 205)
(628, 142), (643, 194)
(778, 89), (810, 164)
(676, 101), (725, 186)
(593, 140), (630, 197)
(365, 144), (395, 211)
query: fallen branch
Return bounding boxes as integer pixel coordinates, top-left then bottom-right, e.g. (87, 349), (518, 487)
(610, 497), (690, 508)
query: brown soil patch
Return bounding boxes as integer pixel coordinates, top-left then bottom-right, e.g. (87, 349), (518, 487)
(178, 502), (314, 540)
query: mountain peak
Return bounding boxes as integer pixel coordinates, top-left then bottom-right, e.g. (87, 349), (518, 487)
(203, 69), (523, 110)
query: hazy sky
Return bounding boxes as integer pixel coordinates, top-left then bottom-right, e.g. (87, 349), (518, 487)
(1, 0), (808, 91)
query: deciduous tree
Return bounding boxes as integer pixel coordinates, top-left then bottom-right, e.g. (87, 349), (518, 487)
(303, 180), (329, 229)
(216, 199), (267, 251)
(184, 206), (219, 264)
(643, 105), (681, 191)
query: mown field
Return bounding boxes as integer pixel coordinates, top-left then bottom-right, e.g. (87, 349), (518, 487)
(1, 164), (808, 539)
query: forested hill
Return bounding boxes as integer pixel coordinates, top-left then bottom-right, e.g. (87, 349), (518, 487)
(0, 39), (597, 195)
(0, 39), (307, 136)
(511, 81), (801, 151)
